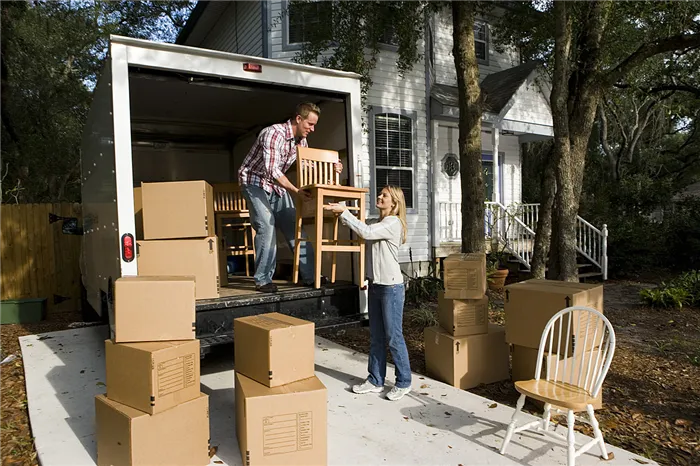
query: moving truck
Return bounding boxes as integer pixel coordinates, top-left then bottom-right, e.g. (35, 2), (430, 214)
(80, 36), (366, 354)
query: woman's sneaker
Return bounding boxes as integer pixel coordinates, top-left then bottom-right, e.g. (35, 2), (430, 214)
(386, 386), (411, 401)
(352, 380), (383, 394)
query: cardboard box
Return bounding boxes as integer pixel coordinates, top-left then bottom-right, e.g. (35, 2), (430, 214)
(133, 186), (143, 240)
(95, 392), (209, 466)
(437, 292), (488, 336)
(112, 276), (196, 343)
(137, 237), (220, 300)
(142, 180), (215, 240)
(105, 339), (200, 415)
(235, 373), (327, 466)
(511, 345), (603, 409)
(442, 253), (487, 299)
(504, 280), (604, 352)
(424, 324), (509, 389)
(234, 313), (315, 387)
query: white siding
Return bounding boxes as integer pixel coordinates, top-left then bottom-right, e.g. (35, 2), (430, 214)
(196, 1), (263, 56)
(434, 124), (521, 208)
(432, 9), (519, 86)
(503, 80), (553, 127)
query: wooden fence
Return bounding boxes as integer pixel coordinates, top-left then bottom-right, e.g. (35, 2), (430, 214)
(1, 203), (82, 316)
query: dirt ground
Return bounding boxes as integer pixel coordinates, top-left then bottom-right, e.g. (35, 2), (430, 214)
(2, 281), (699, 466)
(318, 280), (700, 466)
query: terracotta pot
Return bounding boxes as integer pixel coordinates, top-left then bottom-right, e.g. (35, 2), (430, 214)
(488, 268), (509, 291)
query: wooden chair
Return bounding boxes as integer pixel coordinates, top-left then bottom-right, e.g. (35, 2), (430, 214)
(212, 183), (255, 277)
(292, 147), (368, 288)
(500, 306), (616, 466)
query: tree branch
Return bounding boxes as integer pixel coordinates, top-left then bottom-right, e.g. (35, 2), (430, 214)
(614, 82), (700, 98)
(604, 33), (700, 87)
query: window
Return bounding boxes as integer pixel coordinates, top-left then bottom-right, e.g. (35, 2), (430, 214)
(474, 21), (488, 62)
(379, 25), (399, 47)
(374, 113), (414, 209)
(287, 1), (332, 45)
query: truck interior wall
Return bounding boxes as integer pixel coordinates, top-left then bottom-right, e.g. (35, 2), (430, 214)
(132, 147), (232, 185)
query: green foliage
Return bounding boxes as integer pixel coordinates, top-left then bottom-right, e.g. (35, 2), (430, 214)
(640, 270), (700, 309)
(405, 306), (439, 329)
(1, 1), (194, 203)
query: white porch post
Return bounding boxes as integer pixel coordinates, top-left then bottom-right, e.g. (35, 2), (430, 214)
(492, 126), (500, 205)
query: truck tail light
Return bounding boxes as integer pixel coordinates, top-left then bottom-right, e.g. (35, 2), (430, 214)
(122, 233), (135, 262)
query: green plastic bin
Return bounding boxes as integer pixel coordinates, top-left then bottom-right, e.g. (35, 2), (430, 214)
(1, 298), (47, 324)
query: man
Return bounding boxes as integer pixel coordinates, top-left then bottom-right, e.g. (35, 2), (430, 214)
(238, 102), (342, 292)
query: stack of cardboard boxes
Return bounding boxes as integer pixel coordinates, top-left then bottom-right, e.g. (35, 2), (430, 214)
(505, 279), (605, 408)
(135, 180), (223, 299)
(424, 253), (510, 389)
(233, 312), (327, 466)
(95, 275), (210, 465)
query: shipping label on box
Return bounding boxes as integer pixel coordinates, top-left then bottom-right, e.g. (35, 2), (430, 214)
(442, 253), (487, 299)
(504, 280), (604, 352)
(112, 276), (196, 343)
(234, 313), (315, 387)
(142, 180), (215, 240)
(105, 339), (200, 415)
(235, 373), (327, 466)
(424, 324), (509, 390)
(137, 237), (220, 300)
(96, 393), (209, 466)
(438, 292), (488, 336)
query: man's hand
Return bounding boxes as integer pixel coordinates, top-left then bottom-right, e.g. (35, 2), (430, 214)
(324, 202), (347, 214)
(297, 188), (313, 201)
(334, 161), (343, 174)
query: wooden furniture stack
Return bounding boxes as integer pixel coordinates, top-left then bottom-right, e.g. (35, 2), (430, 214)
(213, 183), (255, 277)
(292, 147), (368, 288)
(95, 276), (209, 466)
(424, 252), (510, 389)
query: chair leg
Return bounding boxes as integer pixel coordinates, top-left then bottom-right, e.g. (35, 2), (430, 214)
(331, 216), (338, 283)
(314, 200), (323, 289)
(586, 404), (608, 460)
(541, 403), (552, 432)
(566, 409), (576, 466)
(243, 227), (250, 277)
(293, 213), (303, 284)
(500, 394), (526, 455)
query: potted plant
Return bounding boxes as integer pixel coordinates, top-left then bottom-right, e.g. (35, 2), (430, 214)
(487, 240), (510, 291)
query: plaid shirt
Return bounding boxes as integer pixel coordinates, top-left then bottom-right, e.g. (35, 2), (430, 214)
(238, 120), (308, 196)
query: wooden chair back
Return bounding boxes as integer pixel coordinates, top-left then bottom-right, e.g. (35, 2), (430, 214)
(534, 306), (615, 399)
(297, 147), (340, 188)
(213, 183), (248, 213)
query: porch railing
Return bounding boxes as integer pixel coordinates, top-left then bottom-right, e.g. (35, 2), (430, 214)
(436, 201), (608, 280)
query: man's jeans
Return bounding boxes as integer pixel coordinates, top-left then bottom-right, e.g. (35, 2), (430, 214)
(241, 184), (314, 285)
(367, 283), (412, 389)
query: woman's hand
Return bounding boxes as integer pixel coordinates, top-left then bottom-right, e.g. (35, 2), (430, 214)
(323, 202), (347, 214)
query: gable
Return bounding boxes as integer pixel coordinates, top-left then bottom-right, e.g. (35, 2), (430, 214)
(502, 78), (552, 127)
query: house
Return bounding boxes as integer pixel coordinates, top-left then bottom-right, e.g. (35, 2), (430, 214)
(176, 1), (607, 279)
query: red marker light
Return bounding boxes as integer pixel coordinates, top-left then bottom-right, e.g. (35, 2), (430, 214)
(243, 63), (262, 73)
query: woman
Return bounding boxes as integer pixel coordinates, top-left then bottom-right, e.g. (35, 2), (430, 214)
(324, 186), (412, 401)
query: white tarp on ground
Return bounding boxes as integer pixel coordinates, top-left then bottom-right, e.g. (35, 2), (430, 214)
(19, 326), (655, 466)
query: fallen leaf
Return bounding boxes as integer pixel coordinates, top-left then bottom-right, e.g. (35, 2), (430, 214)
(322, 348), (328, 351)
(632, 459), (648, 465)
(488, 403), (497, 408)
(214, 462), (223, 464)
(420, 384), (428, 389)
(403, 416), (409, 420)
(448, 445), (452, 449)
(96, 382), (106, 387)
(445, 411), (452, 416)
(674, 419), (692, 428)
(80, 370), (85, 374)
(209, 446), (218, 458)
(420, 392), (429, 395)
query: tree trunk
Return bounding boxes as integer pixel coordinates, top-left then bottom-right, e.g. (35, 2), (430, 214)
(452, 1), (485, 254)
(530, 145), (556, 279)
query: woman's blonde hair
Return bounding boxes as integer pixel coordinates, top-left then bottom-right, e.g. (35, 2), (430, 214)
(383, 186), (408, 244)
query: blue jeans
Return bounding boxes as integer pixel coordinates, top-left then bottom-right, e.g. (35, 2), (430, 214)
(241, 184), (314, 285)
(367, 283), (412, 389)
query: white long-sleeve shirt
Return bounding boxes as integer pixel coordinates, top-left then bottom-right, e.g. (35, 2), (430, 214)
(340, 210), (404, 285)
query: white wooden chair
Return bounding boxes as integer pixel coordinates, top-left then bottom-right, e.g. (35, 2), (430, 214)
(500, 306), (616, 466)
